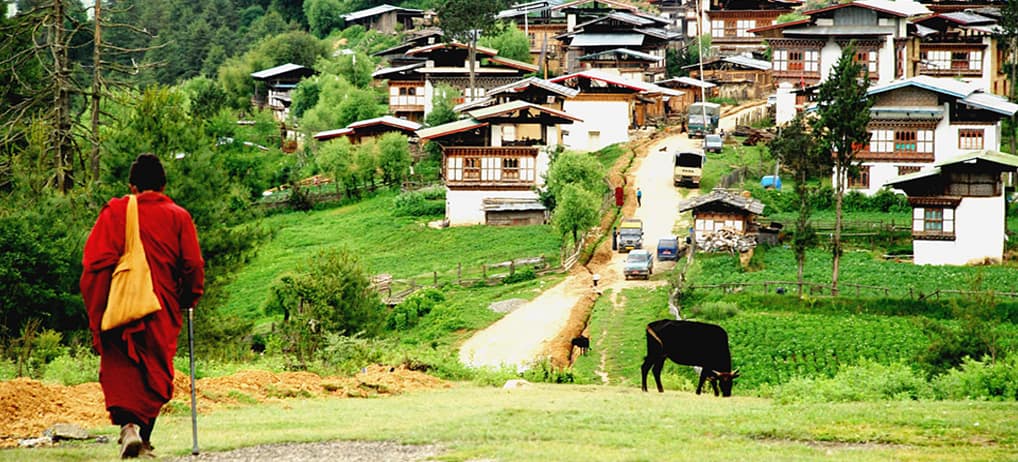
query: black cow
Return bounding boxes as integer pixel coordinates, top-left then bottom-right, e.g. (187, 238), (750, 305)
(571, 335), (590, 355)
(640, 319), (740, 396)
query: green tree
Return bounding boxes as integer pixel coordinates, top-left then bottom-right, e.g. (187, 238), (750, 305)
(995, 0), (1018, 155)
(316, 136), (357, 195)
(811, 43), (872, 295)
(180, 76), (229, 121)
(355, 140), (380, 189)
(304, 0), (345, 38)
(299, 75), (385, 133)
(479, 21), (532, 64)
(768, 115), (827, 297)
(553, 183), (600, 245)
(377, 132), (412, 187)
(437, 0), (508, 102)
(541, 151), (606, 210)
(425, 84), (461, 127)
(318, 50), (375, 88)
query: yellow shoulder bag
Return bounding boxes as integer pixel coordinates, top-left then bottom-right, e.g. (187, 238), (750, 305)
(101, 194), (163, 331)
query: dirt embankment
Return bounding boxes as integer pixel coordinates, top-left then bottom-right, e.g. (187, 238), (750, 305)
(0, 365), (447, 447)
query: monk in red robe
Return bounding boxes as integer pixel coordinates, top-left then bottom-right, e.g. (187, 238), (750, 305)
(81, 154), (204, 459)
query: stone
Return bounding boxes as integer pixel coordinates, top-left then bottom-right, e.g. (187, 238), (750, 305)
(44, 423), (90, 441)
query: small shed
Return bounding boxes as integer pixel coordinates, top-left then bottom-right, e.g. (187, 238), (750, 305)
(679, 189), (765, 248)
(313, 116), (422, 144)
(482, 198), (548, 226)
(342, 4), (424, 34)
(884, 150), (1018, 266)
(250, 63), (316, 121)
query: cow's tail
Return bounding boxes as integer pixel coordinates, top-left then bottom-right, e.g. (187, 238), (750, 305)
(646, 325), (664, 347)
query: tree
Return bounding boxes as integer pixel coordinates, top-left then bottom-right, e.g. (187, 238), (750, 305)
(541, 151), (606, 210)
(479, 21), (532, 64)
(437, 0), (508, 103)
(377, 132), (412, 187)
(769, 115), (828, 297)
(299, 75), (385, 134)
(553, 183), (600, 245)
(425, 84), (460, 127)
(316, 136), (357, 195)
(303, 0), (345, 38)
(810, 43), (872, 295)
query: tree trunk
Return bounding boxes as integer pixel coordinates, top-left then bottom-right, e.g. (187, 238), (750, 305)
(90, 0), (102, 182)
(52, 0), (74, 193)
(832, 164), (843, 296)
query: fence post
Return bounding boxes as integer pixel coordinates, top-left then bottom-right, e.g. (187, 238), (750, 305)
(510, 260), (515, 275)
(433, 271), (438, 286)
(458, 263), (462, 285)
(482, 264), (487, 280)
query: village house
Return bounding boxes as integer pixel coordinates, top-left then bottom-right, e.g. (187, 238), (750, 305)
(250, 63), (316, 122)
(750, 0), (931, 124)
(679, 189), (765, 251)
(706, 0), (803, 56)
(849, 75), (1018, 195)
(371, 29), (444, 68)
(684, 54), (773, 100)
(416, 100), (582, 226)
(884, 150), (1018, 265)
(556, 11), (678, 81)
(654, 76), (717, 119)
(312, 116), (422, 144)
(911, 8), (1010, 97)
(549, 70), (680, 151)
(371, 42), (539, 122)
(341, 4), (425, 34)
(454, 76), (580, 114)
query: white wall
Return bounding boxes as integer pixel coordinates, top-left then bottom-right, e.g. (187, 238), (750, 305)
(445, 189), (542, 226)
(913, 196), (1005, 265)
(775, 82), (796, 125)
(561, 100), (630, 151)
(819, 40), (842, 83)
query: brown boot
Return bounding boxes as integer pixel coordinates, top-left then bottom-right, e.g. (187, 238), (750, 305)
(138, 441), (158, 458)
(118, 423), (142, 458)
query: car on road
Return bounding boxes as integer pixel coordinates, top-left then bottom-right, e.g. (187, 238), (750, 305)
(624, 249), (654, 280)
(703, 134), (723, 154)
(618, 218), (644, 252)
(656, 237), (681, 261)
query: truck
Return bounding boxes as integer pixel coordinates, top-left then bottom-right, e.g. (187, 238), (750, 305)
(618, 218), (644, 252)
(687, 102), (721, 138)
(673, 151), (705, 187)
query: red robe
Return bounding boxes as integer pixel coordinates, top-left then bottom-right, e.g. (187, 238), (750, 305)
(80, 191), (205, 423)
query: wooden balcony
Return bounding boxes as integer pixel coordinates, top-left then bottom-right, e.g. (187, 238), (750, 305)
(443, 146), (540, 190)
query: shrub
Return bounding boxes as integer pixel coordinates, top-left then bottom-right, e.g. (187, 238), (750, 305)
(932, 355), (1018, 401)
(768, 360), (933, 404)
(502, 267), (537, 285)
(42, 348), (99, 386)
(316, 332), (386, 374)
(386, 289), (446, 330)
(688, 301), (739, 320)
(392, 191), (445, 217)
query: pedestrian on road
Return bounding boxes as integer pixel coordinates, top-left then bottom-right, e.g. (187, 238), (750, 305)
(81, 154), (205, 459)
(636, 187), (643, 207)
(592, 273), (601, 288)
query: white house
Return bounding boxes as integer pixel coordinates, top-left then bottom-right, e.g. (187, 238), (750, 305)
(850, 76), (1018, 195)
(750, 0), (931, 124)
(416, 101), (581, 226)
(912, 9), (1010, 97)
(885, 150), (1018, 266)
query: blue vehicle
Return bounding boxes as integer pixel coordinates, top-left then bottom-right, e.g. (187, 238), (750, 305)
(656, 237), (681, 261)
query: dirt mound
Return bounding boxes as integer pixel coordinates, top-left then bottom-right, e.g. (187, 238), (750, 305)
(0, 365), (447, 448)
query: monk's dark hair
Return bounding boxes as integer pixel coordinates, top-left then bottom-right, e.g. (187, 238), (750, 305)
(129, 153), (166, 191)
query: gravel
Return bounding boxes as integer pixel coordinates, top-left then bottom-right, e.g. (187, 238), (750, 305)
(167, 441), (443, 462)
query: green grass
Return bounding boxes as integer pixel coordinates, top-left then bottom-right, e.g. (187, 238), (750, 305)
(700, 139), (773, 192)
(220, 192), (562, 322)
(9, 384), (1018, 461)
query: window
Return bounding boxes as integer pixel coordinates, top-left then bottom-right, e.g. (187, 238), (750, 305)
(923, 50), (951, 70)
(783, 50), (819, 72)
(913, 207), (954, 236)
(502, 157), (520, 179)
(958, 128), (984, 150)
(847, 165), (870, 189)
(923, 208), (943, 232)
(773, 49), (787, 71)
(712, 20), (725, 37)
(868, 128), (933, 156)
(870, 129), (894, 153)
(969, 51), (983, 71)
(897, 165), (921, 176)
(736, 20), (755, 37)
(855, 50), (878, 74)
(463, 157), (480, 179)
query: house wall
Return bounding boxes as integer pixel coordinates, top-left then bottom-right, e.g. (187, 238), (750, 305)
(561, 99), (630, 151)
(446, 189), (541, 226)
(913, 195), (1005, 265)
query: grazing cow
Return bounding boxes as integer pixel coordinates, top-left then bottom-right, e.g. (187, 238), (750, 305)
(571, 335), (590, 356)
(640, 320), (740, 396)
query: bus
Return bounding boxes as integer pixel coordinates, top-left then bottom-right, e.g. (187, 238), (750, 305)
(674, 151), (705, 187)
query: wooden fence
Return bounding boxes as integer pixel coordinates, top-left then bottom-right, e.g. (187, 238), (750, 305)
(681, 279), (1018, 300)
(372, 255), (559, 305)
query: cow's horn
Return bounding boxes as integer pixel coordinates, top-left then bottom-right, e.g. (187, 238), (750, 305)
(712, 370), (721, 376)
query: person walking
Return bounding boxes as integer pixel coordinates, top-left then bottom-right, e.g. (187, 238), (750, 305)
(81, 154), (205, 459)
(636, 187), (643, 207)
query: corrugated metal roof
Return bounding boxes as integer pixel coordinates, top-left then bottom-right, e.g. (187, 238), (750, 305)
(578, 48), (663, 62)
(468, 100), (582, 122)
(868, 75), (977, 99)
(343, 4), (423, 22)
(251, 63), (308, 79)
(934, 150), (1018, 169)
(722, 55), (772, 71)
(348, 116), (422, 131)
(883, 166), (940, 187)
(679, 189), (765, 214)
(961, 93), (1018, 116)
(939, 11), (995, 25)
(855, 0), (929, 17)
(487, 56), (540, 72)
(484, 77), (580, 98)
(416, 119), (489, 140)
(656, 77), (717, 89)
(482, 198), (547, 212)
(914, 23), (938, 37)
(313, 128), (353, 140)
(570, 33), (645, 47)
(371, 61), (426, 78)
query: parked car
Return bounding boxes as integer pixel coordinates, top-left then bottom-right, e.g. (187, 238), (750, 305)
(656, 237), (681, 261)
(618, 218), (644, 252)
(624, 249), (654, 280)
(703, 134), (723, 154)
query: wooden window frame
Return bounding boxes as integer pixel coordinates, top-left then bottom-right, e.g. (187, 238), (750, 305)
(958, 128), (984, 150)
(502, 157), (521, 180)
(848, 165), (870, 189)
(463, 157), (481, 180)
(897, 165), (921, 176)
(913, 206), (955, 240)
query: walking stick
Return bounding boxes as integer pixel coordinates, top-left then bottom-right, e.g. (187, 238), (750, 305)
(187, 307), (199, 456)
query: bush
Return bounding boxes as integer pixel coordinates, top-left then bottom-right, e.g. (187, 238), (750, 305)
(42, 348), (99, 386)
(688, 301), (739, 320)
(502, 267), (537, 285)
(932, 355), (1018, 401)
(386, 289), (446, 330)
(768, 360), (933, 404)
(392, 191), (445, 217)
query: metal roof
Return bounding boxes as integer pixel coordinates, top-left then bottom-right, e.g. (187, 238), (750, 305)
(805, 0), (929, 18)
(251, 63), (309, 80)
(885, 150), (1018, 187)
(406, 42), (499, 57)
(552, 69), (682, 96)
(348, 116), (422, 131)
(371, 61), (426, 78)
(960, 93), (1018, 116)
(416, 119), (489, 140)
(868, 76), (1017, 116)
(722, 55), (772, 71)
(578, 48), (663, 62)
(312, 128), (353, 140)
(342, 4), (423, 22)
(487, 56), (540, 72)
(656, 76), (717, 89)
(482, 198), (547, 212)
(484, 77), (580, 98)
(939, 11), (995, 26)
(467, 100), (582, 122)
(679, 189), (765, 215)
(570, 33), (645, 47)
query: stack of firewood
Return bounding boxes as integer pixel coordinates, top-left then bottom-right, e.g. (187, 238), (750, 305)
(696, 228), (757, 253)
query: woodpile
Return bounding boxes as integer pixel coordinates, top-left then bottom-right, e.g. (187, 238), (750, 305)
(696, 228), (757, 253)
(733, 125), (775, 146)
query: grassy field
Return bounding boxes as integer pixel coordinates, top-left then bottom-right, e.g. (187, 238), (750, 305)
(219, 192), (562, 322)
(8, 384), (1017, 462)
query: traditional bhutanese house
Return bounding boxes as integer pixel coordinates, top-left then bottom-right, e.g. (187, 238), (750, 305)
(684, 54), (774, 100)
(911, 9), (1009, 97)
(250, 63), (316, 122)
(750, 0), (931, 124)
(312, 116), (422, 144)
(549, 70), (680, 151)
(341, 4), (424, 34)
(453, 77), (580, 114)
(371, 29), (443, 67)
(496, 0), (646, 76)
(655, 76), (718, 116)
(416, 101), (582, 226)
(706, 0), (803, 56)
(849, 75), (1018, 195)
(884, 150), (1018, 265)
(679, 189), (765, 245)
(556, 11), (677, 82)
(372, 42), (539, 123)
